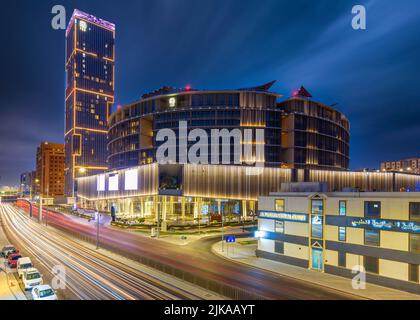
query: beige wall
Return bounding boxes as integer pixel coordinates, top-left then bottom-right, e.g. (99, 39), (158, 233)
(346, 227), (364, 245)
(284, 242), (308, 260)
(381, 230), (409, 251)
(325, 225), (338, 242)
(380, 259), (408, 281)
(258, 238), (274, 253)
(346, 253), (363, 270)
(325, 249), (338, 266)
(285, 221), (309, 237)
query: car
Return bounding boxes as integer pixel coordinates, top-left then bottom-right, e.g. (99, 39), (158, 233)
(31, 285), (57, 300)
(21, 268), (43, 291)
(1, 245), (17, 258)
(17, 257), (33, 278)
(7, 253), (22, 268)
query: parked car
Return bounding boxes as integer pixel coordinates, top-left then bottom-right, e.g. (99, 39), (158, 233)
(7, 253), (22, 268)
(1, 245), (17, 258)
(31, 285), (57, 300)
(17, 257), (33, 278)
(22, 268), (43, 291)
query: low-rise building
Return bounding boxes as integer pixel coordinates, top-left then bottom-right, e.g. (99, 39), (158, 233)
(381, 158), (420, 174)
(36, 142), (65, 198)
(257, 191), (420, 294)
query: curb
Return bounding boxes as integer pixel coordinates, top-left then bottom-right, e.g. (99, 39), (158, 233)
(211, 241), (371, 300)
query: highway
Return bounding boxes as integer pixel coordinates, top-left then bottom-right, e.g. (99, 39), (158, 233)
(14, 203), (361, 300)
(0, 203), (215, 300)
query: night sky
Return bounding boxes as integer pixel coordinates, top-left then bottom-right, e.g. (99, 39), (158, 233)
(1, 0), (420, 186)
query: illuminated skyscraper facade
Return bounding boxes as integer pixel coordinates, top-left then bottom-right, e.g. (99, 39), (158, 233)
(64, 10), (115, 196)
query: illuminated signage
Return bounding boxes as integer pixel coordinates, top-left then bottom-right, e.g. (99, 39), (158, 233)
(169, 97), (176, 108)
(124, 169), (138, 191)
(97, 174), (105, 192)
(108, 174), (119, 191)
(351, 218), (420, 233)
(259, 211), (308, 223)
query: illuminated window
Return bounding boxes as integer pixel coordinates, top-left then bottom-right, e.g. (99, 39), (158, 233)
(275, 199), (285, 212)
(124, 169), (138, 191)
(169, 97), (176, 107)
(108, 174), (119, 191)
(97, 174), (105, 191)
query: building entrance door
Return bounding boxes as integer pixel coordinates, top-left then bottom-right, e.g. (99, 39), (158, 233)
(311, 248), (323, 271)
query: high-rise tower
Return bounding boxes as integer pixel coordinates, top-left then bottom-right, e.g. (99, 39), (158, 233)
(64, 10), (115, 196)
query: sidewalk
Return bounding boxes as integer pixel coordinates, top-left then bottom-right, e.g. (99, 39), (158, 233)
(0, 221), (27, 300)
(212, 238), (420, 300)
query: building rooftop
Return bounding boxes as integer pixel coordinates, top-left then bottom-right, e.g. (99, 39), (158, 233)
(66, 9), (115, 36)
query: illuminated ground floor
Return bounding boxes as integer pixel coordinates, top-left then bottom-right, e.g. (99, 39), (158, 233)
(79, 195), (257, 226)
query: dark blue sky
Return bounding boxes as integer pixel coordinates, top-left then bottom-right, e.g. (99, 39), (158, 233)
(1, 0), (420, 186)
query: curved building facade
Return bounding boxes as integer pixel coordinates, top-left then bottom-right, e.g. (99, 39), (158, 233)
(278, 86), (350, 170)
(108, 83), (349, 171)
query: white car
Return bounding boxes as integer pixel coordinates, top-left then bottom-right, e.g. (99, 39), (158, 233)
(31, 285), (57, 300)
(22, 268), (43, 291)
(17, 257), (33, 278)
(1, 245), (17, 258)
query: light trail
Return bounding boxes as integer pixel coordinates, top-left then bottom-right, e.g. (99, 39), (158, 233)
(0, 204), (205, 300)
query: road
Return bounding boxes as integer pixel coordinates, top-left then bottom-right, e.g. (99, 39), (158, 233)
(0, 203), (216, 300)
(15, 203), (361, 300)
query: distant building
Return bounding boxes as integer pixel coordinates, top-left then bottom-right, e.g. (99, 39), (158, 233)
(20, 171), (36, 194)
(36, 142), (65, 198)
(381, 158), (420, 174)
(64, 9), (116, 196)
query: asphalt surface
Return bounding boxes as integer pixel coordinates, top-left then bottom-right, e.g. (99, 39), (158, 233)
(14, 202), (362, 300)
(0, 203), (212, 300)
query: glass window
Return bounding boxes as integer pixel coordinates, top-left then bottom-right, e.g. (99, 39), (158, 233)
(311, 199), (324, 215)
(339, 227), (346, 241)
(409, 234), (420, 253)
(275, 199), (285, 212)
(311, 215), (323, 239)
(339, 200), (347, 216)
(311, 199), (324, 239)
(275, 221), (285, 234)
(338, 251), (346, 267)
(409, 264), (419, 283)
(364, 256), (379, 274)
(275, 241), (284, 254)
(364, 201), (381, 218)
(364, 229), (380, 246)
(409, 203), (420, 221)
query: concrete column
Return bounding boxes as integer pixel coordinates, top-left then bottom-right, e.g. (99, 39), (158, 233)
(242, 200), (247, 219)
